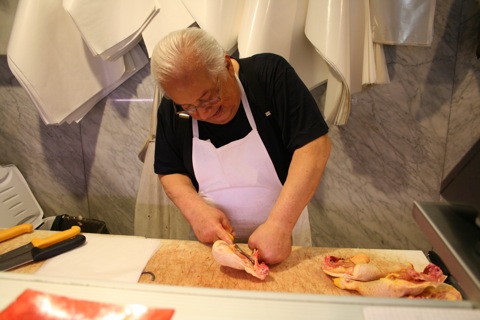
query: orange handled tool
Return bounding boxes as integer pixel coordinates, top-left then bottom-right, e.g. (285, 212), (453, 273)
(0, 224), (33, 243)
(0, 226), (81, 263)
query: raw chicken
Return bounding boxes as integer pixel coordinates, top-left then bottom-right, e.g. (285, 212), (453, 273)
(333, 268), (460, 300)
(333, 276), (436, 298)
(412, 283), (462, 301)
(212, 240), (269, 280)
(391, 263), (447, 283)
(325, 254), (462, 301)
(321, 253), (411, 281)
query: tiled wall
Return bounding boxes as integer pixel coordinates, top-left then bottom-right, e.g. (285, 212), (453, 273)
(0, 57), (153, 236)
(310, 0), (480, 251)
(1, 0), (478, 252)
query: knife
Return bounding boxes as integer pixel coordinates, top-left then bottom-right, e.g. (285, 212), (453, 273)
(228, 234), (255, 264)
(0, 234), (86, 271)
(0, 224), (33, 243)
(0, 226), (81, 263)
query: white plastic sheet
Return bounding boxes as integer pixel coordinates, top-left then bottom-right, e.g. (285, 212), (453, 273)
(370, 0), (436, 46)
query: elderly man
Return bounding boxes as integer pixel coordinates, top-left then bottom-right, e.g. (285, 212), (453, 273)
(151, 27), (331, 264)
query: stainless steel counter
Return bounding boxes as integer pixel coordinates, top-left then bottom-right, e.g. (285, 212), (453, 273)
(413, 201), (480, 307)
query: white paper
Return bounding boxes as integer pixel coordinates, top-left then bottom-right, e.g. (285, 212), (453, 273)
(364, 306), (480, 320)
(6, 0), (138, 125)
(181, 0), (245, 53)
(141, 0), (195, 58)
(36, 233), (161, 283)
(63, 0), (159, 59)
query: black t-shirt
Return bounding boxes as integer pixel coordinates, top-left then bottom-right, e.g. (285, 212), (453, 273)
(154, 53), (329, 190)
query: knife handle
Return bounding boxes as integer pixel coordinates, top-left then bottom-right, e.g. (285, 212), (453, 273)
(32, 235), (86, 262)
(0, 224), (33, 243)
(31, 226), (81, 249)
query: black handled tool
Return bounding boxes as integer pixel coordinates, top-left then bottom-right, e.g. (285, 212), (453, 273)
(0, 234), (86, 271)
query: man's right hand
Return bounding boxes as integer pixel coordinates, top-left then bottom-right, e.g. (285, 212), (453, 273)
(159, 173), (233, 244)
(189, 205), (233, 244)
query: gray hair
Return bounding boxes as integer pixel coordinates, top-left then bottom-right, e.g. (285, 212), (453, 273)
(151, 27), (226, 93)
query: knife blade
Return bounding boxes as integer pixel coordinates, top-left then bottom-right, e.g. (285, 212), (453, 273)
(0, 226), (81, 263)
(228, 234), (255, 264)
(0, 234), (86, 271)
(0, 224), (33, 243)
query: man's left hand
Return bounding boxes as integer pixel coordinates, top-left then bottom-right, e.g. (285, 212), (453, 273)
(248, 221), (292, 265)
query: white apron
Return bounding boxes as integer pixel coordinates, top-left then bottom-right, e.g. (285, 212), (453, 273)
(192, 75), (311, 246)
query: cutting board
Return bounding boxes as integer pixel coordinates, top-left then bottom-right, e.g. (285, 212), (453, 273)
(138, 240), (430, 296)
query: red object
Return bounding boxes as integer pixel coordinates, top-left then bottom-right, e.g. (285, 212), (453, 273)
(0, 289), (174, 320)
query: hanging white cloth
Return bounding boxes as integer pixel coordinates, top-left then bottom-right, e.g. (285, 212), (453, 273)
(62, 0), (160, 61)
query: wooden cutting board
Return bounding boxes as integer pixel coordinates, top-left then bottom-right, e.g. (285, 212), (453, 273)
(138, 240), (430, 296)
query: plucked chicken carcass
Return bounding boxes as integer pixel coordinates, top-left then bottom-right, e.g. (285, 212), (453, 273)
(321, 253), (412, 281)
(333, 276), (436, 298)
(413, 283), (463, 301)
(212, 240), (269, 280)
(321, 253), (462, 300)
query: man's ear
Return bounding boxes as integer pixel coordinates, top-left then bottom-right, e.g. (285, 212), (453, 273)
(224, 54), (236, 76)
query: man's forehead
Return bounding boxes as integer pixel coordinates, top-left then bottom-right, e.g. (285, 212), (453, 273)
(162, 70), (214, 103)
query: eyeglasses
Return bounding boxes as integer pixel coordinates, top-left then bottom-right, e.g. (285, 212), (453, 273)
(174, 78), (221, 115)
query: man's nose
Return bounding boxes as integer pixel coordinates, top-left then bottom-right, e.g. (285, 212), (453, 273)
(194, 105), (214, 120)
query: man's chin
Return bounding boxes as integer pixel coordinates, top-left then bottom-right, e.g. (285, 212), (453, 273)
(206, 106), (233, 125)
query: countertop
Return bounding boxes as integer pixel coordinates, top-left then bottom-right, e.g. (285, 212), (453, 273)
(0, 230), (478, 319)
(2, 230), (430, 295)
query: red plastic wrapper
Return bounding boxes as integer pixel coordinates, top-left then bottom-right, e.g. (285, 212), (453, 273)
(0, 289), (174, 320)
